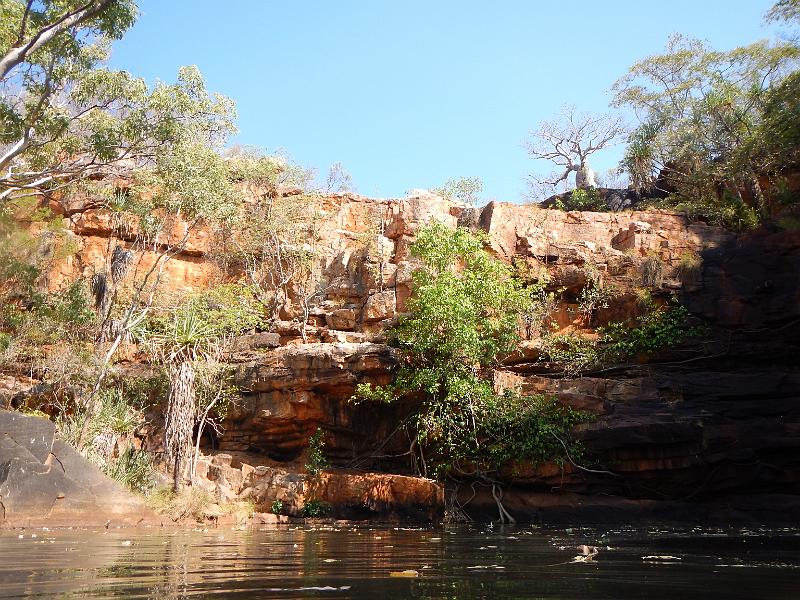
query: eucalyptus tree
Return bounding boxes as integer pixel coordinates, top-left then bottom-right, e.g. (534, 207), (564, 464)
(0, 0), (236, 203)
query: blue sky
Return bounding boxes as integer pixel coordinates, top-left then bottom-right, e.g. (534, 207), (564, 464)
(109, 1), (784, 202)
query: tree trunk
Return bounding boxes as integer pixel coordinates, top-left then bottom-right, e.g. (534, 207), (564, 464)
(165, 361), (196, 491)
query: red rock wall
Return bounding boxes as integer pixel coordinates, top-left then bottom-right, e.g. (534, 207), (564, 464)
(16, 191), (800, 522)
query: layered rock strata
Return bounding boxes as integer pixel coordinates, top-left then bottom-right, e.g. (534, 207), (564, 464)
(7, 190), (799, 523)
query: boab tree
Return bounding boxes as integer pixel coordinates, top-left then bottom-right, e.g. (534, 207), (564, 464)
(525, 106), (625, 195)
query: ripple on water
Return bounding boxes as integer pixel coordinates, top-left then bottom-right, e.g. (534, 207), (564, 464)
(1, 525), (800, 599)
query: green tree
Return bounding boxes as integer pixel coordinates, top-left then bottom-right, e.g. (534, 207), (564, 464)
(354, 223), (582, 521)
(0, 0), (236, 203)
(148, 304), (218, 491)
(613, 31), (800, 215)
(431, 176), (483, 206)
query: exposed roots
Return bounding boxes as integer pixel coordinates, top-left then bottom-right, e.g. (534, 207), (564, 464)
(491, 483), (516, 524)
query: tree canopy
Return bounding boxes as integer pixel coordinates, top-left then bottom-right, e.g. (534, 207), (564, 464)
(613, 24), (800, 215)
(0, 0), (236, 206)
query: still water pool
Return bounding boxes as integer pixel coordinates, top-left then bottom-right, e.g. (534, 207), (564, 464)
(1, 524), (799, 599)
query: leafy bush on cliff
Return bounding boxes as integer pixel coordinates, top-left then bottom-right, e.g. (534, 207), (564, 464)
(541, 301), (706, 375)
(353, 223), (584, 482)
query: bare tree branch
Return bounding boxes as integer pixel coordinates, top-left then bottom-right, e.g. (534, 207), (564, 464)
(526, 106), (626, 192)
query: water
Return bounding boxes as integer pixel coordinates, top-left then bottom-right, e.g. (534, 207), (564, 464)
(2, 524), (799, 599)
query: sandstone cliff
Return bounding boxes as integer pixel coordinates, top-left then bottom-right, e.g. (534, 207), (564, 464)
(3, 191), (799, 523)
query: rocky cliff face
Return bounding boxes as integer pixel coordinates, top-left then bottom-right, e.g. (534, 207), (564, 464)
(6, 191), (799, 523)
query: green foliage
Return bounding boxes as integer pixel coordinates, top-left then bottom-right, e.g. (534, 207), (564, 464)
(542, 302), (705, 374)
(142, 284), (265, 351)
(353, 223), (584, 477)
(559, 188), (607, 212)
(393, 222), (533, 368)
(0, 216), (94, 352)
(146, 303), (217, 363)
(56, 387), (141, 447)
(191, 284), (266, 337)
(305, 427), (328, 477)
(614, 31), (800, 220)
(301, 500), (330, 517)
(1, 0), (236, 205)
(601, 304), (704, 359)
(577, 278), (616, 324)
(541, 332), (601, 376)
(639, 194), (761, 231)
(270, 499), (284, 515)
(431, 176), (483, 206)
(102, 447), (156, 495)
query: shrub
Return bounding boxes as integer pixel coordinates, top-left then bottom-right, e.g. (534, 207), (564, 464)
(431, 176), (483, 206)
(567, 188), (607, 211)
(103, 448), (157, 495)
(639, 194), (760, 231)
(577, 279), (617, 325)
(305, 428), (328, 477)
(301, 500), (330, 517)
(352, 223), (585, 478)
(601, 303), (705, 359)
(270, 499), (284, 515)
(542, 301), (706, 374)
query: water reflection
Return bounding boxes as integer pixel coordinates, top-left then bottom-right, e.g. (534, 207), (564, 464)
(1, 525), (799, 598)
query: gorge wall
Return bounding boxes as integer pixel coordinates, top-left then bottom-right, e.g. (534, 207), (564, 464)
(5, 190), (799, 523)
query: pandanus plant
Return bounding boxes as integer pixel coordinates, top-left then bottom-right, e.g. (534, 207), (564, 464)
(150, 304), (218, 491)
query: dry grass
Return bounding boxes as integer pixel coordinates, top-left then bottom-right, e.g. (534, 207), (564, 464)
(148, 486), (217, 522)
(147, 486), (254, 524)
(676, 251), (703, 284)
(639, 253), (664, 287)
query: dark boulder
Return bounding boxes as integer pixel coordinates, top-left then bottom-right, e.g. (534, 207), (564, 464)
(0, 410), (157, 527)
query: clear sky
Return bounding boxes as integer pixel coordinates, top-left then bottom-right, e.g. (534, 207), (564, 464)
(108, 1), (784, 202)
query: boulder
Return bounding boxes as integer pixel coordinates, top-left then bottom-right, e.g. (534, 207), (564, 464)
(0, 410), (157, 527)
(362, 290), (396, 322)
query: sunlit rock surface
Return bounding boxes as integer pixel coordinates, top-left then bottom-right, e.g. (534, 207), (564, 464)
(10, 191), (800, 523)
